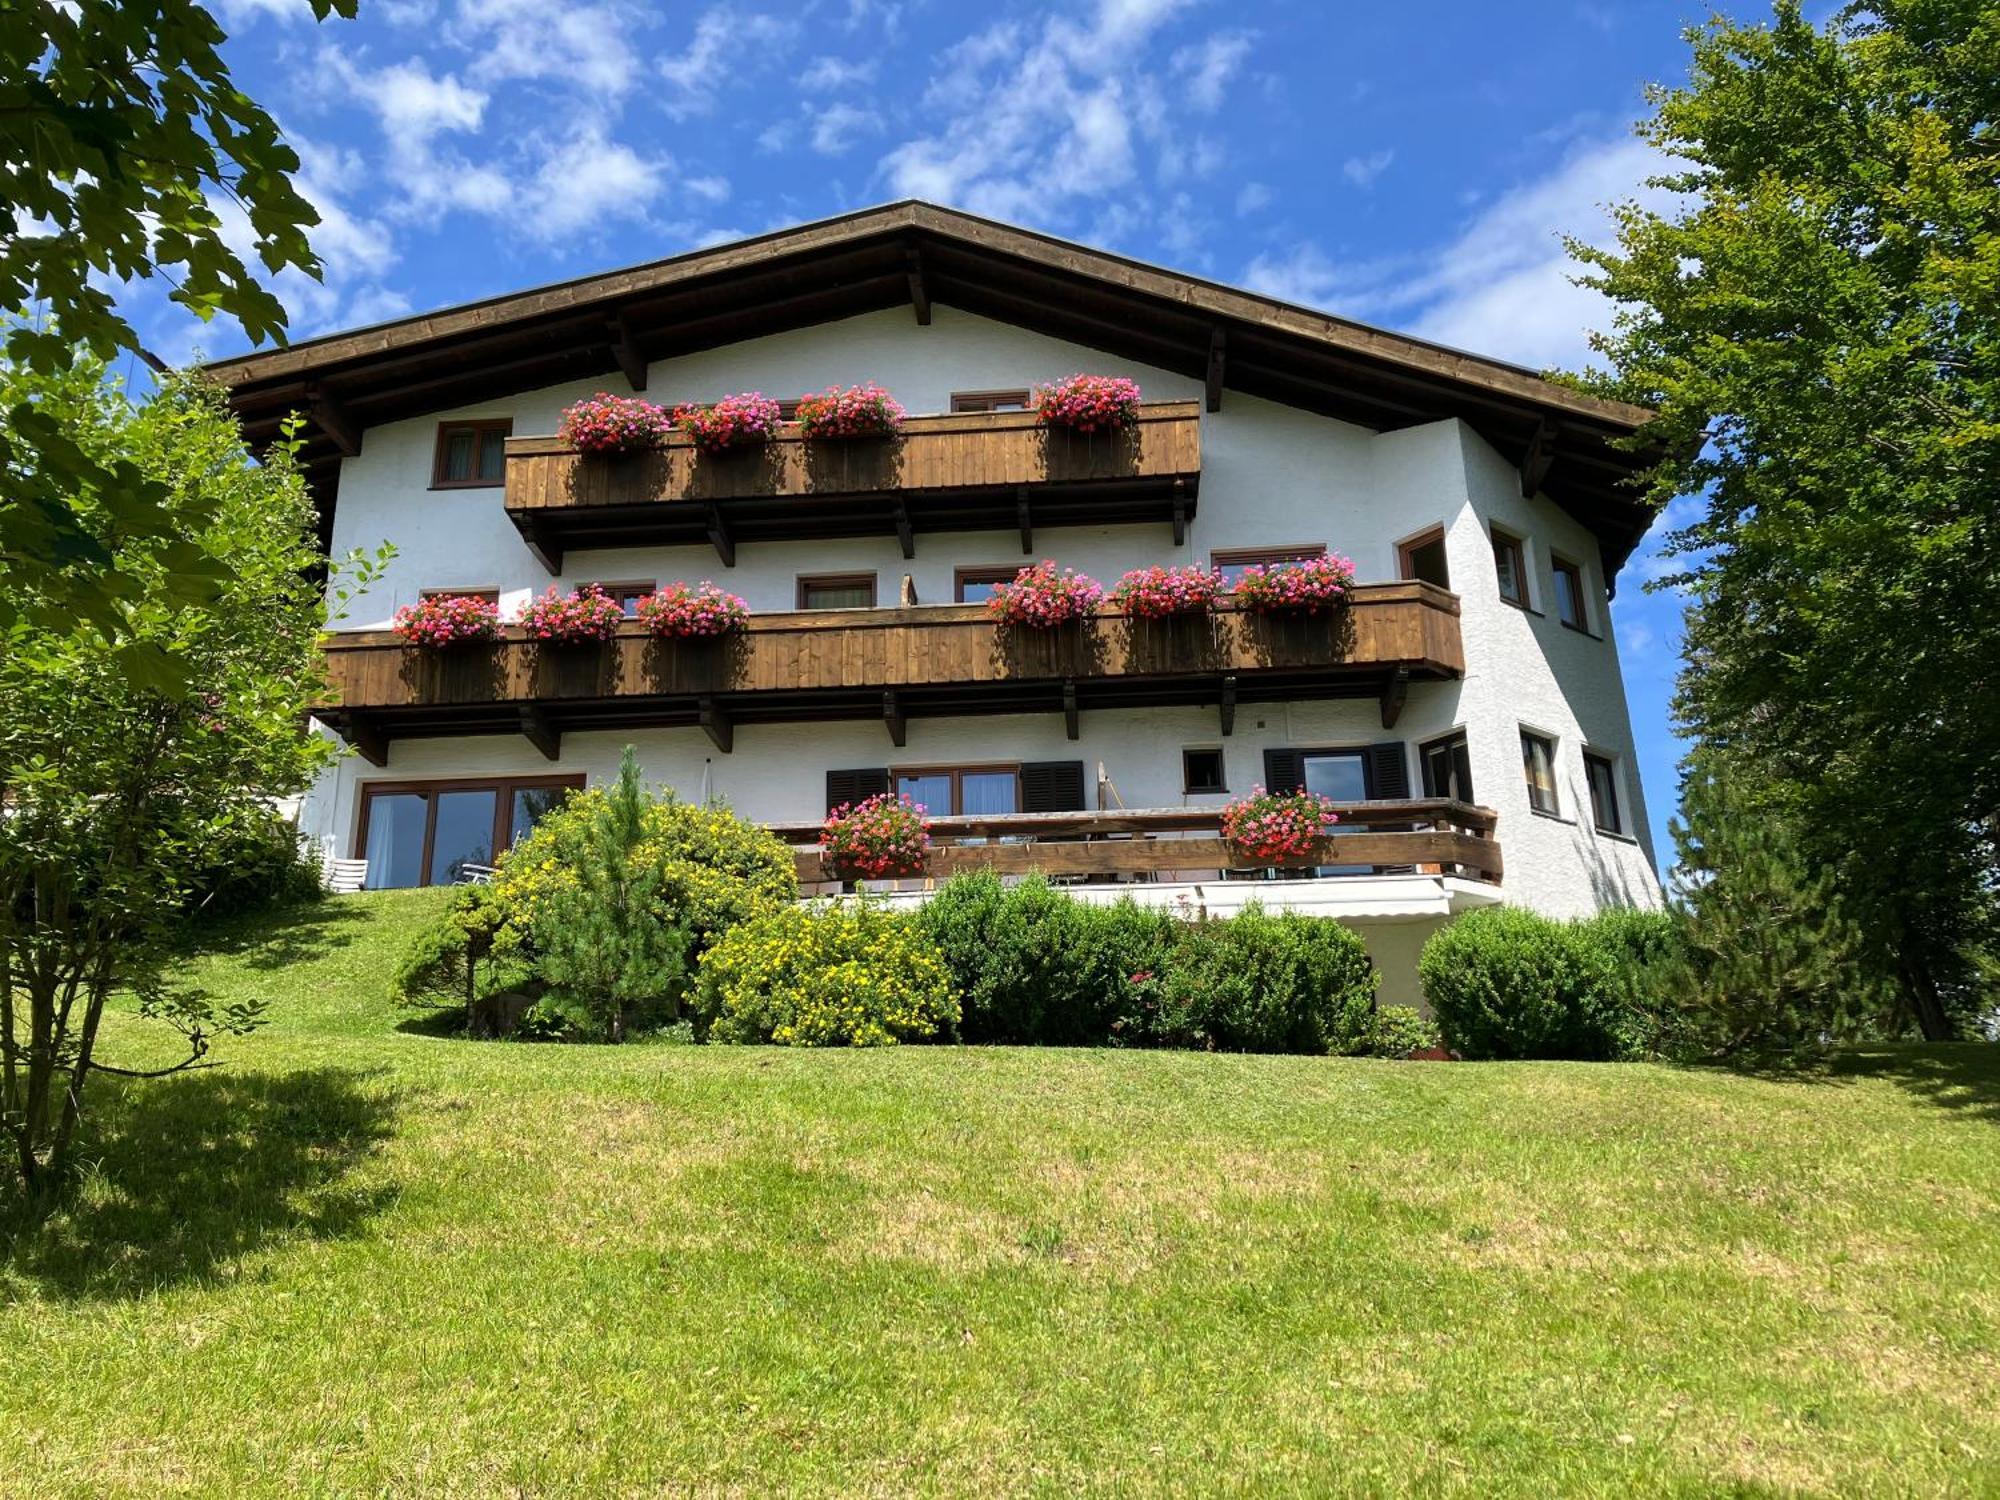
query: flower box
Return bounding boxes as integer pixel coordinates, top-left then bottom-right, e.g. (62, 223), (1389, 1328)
(820, 792), (931, 879)
(558, 394), (674, 457)
(1230, 554), (1357, 615)
(1034, 374), (1142, 434)
(673, 392), (782, 455)
(794, 383), (906, 439)
(984, 560), (1104, 629)
(1110, 564), (1224, 619)
(635, 581), (749, 639)
(1219, 785), (1342, 865)
(516, 584), (625, 645)
(393, 593), (501, 648)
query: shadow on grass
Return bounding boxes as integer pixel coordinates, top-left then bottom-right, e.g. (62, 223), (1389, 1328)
(0, 1066), (403, 1301)
(180, 896), (381, 973)
(1711, 1043), (2000, 1124)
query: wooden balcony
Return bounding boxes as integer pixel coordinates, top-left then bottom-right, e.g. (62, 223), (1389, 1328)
(764, 801), (1504, 888)
(316, 581), (1461, 765)
(502, 401), (1202, 570)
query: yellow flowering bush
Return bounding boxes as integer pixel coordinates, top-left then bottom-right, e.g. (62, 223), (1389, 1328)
(696, 901), (960, 1047)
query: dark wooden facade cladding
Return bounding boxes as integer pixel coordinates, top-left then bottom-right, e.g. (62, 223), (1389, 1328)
(316, 581), (1462, 765)
(760, 801), (1504, 887)
(204, 202), (1658, 581)
(502, 401), (1202, 570)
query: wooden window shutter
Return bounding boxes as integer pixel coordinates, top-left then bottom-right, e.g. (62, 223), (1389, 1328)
(1262, 748), (1306, 794)
(1366, 743), (1411, 801)
(1020, 760), (1087, 812)
(825, 767), (890, 813)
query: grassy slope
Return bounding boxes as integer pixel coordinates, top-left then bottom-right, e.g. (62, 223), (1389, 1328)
(1, 892), (1996, 1497)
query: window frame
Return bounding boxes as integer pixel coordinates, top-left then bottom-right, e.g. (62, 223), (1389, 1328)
(1182, 747), (1227, 795)
(1418, 730), (1475, 804)
(954, 565), (1022, 603)
(430, 418), (513, 490)
(949, 389), (1032, 414)
(796, 572), (878, 610)
(418, 587), (501, 606)
(1397, 526), (1450, 590)
(1491, 527), (1529, 608)
(891, 762), (1023, 817)
(1583, 750), (1623, 836)
(586, 580), (657, 618)
(1520, 729), (1561, 817)
(1211, 544), (1328, 586)
(1551, 554), (1589, 633)
(352, 773), (586, 885)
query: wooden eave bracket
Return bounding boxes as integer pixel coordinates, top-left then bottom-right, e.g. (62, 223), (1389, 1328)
(1379, 666), (1409, 730)
(520, 516), (563, 574)
(607, 313), (648, 392)
(883, 690), (906, 747)
(306, 384), (362, 458)
(1171, 481), (1189, 547)
(699, 697), (733, 753)
(342, 714), (388, 768)
(706, 504), (736, 567)
(1520, 418), (1557, 498)
(892, 499), (915, 559)
(1205, 326), (1226, 413)
(520, 706), (561, 762)
(1062, 679), (1079, 741)
(1017, 487), (1033, 555)
(1219, 674), (1237, 737)
(906, 246), (931, 326)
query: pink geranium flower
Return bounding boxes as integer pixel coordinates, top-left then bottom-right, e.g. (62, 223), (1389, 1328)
(1033, 374), (1143, 433)
(820, 793), (931, 879)
(634, 581), (750, 639)
(1220, 785), (1342, 865)
(559, 394), (675, 457)
(985, 560), (1104, 628)
(1230, 554), (1357, 615)
(393, 593), (501, 648)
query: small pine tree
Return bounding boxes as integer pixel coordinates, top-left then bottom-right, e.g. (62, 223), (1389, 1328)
(534, 748), (691, 1042)
(1666, 757), (1892, 1058)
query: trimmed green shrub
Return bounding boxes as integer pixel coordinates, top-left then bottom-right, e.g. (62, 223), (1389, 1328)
(181, 806), (324, 920)
(1577, 906), (1687, 1058)
(1363, 1004), (1443, 1058)
(1155, 904), (1377, 1054)
(1418, 906), (1625, 1060)
(696, 900), (959, 1047)
(915, 874), (1178, 1044)
(391, 884), (531, 1033)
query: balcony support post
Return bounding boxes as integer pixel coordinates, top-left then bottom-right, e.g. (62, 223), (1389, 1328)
(1205, 326), (1226, 413)
(607, 314), (648, 392)
(892, 499), (915, 559)
(342, 714), (388, 768)
(1171, 481), (1189, 547)
(883, 691), (906, 747)
(1017, 487), (1033, 555)
(705, 504), (736, 567)
(699, 697), (733, 753)
(1379, 666), (1409, 730)
(1063, 679), (1079, 741)
(1219, 674), (1236, 737)
(520, 706), (561, 762)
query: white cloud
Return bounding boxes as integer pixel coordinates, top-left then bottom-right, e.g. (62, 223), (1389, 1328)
(811, 103), (881, 156)
(1340, 148), (1394, 190)
(1235, 181), (1272, 216)
(659, 9), (795, 121)
(335, 57), (488, 141)
(452, 0), (652, 98)
(1170, 31), (1252, 113)
(798, 56), (878, 91)
(684, 174), (731, 205)
(521, 124), (669, 240)
(1242, 243), (1351, 307)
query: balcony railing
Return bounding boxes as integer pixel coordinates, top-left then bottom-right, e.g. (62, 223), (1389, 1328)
(763, 801), (1504, 888)
(502, 401), (1203, 570)
(317, 582), (1462, 765)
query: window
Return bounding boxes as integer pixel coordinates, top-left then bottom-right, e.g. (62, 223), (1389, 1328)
(419, 587), (500, 606)
(1492, 529), (1527, 607)
(1211, 544), (1326, 587)
(1552, 556), (1587, 632)
(893, 764), (1019, 816)
(1520, 730), (1560, 815)
(431, 419), (511, 489)
(955, 565), (1021, 604)
(1584, 751), (1623, 835)
(589, 581), (656, 617)
(1182, 747), (1226, 794)
(1419, 732), (1474, 803)
(1398, 528), (1450, 590)
(797, 573), (877, 610)
(356, 775), (584, 889)
(950, 389), (1031, 413)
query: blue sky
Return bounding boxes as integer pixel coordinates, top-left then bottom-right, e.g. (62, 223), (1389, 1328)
(166, 0), (1748, 865)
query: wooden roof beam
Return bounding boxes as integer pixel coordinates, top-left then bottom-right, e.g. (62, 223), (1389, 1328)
(1520, 418), (1557, 498)
(520, 705), (561, 762)
(906, 245), (931, 326)
(1205, 326), (1226, 413)
(306, 384), (362, 458)
(606, 314), (649, 392)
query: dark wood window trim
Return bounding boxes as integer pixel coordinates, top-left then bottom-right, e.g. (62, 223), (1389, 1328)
(954, 565), (1022, 602)
(419, 587), (501, 605)
(891, 762), (1022, 816)
(430, 418), (513, 490)
(1551, 554), (1593, 635)
(1520, 729), (1560, 817)
(1397, 527), (1450, 590)
(797, 572), (878, 609)
(1212, 543), (1327, 572)
(1491, 527), (1529, 609)
(1182, 747), (1227, 795)
(1583, 750), (1623, 836)
(353, 773), (586, 884)
(950, 389), (1031, 413)
(587, 580), (657, 617)
(1418, 730), (1474, 803)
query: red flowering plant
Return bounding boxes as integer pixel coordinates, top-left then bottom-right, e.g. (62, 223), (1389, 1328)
(634, 581), (750, 639)
(672, 392), (782, 455)
(1220, 785), (1342, 866)
(820, 792), (931, 879)
(1229, 553), (1357, 615)
(516, 584), (625, 645)
(1033, 373), (1143, 433)
(985, 560), (1104, 628)
(794, 382), (906, 439)
(392, 593), (501, 648)
(1110, 564), (1224, 619)
(559, 393), (675, 457)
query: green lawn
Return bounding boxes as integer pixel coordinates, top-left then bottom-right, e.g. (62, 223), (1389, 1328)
(2, 892), (1996, 1496)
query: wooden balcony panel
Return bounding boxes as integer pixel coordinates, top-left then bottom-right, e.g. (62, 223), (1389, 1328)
(501, 401), (1202, 565)
(317, 582), (1463, 757)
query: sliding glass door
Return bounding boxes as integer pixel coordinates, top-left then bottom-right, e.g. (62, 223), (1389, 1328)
(358, 776), (585, 889)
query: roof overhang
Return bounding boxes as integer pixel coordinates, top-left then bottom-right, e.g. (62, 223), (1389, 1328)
(204, 199), (1661, 576)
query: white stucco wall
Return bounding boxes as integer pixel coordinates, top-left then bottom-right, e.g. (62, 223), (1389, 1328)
(306, 302), (1661, 933)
